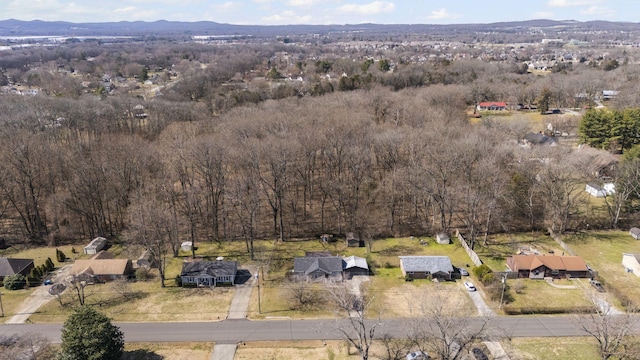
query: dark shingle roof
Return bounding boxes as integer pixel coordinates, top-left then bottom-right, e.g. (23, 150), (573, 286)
(0, 258), (34, 277)
(294, 256), (343, 275)
(181, 260), (238, 278)
(398, 256), (453, 273)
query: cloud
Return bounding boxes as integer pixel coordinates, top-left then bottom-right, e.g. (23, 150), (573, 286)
(547, 0), (601, 7)
(261, 10), (313, 24)
(580, 5), (615, 17)
(287, 0), (321, 6)
(336, 1), (395, 15)
(426, 8), (461, 21)
(213, 2), (238, 11)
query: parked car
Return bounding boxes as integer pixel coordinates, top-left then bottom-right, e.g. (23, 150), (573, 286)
(406, 351), (431, 360)
(590, 279), (605, 292)
(460, 268), (469, 276)
(472, 347), (489, 360)
(464, 282), (476, 292)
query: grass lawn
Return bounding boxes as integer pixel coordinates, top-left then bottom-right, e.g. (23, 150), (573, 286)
(123, 342), (213, 360)
(503, 278), (594, 312)
(504, 337), (600, 360)
(236, 340), (405, 360)
(562, 230), (640, 308)
(0, 287), (36, 319)
(29, 277), (234, 323)
(0, 244), (81, 268)
(474, 232), (563, 272)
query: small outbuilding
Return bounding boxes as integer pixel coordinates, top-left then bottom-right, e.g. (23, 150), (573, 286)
(181, 241), (193, 252)
(83, 237), (107, 255)
(622, 253), (640, 277)
(630, 228), (640, 240)
(346, 232), (365, 247)
(436, 233), (450, 245)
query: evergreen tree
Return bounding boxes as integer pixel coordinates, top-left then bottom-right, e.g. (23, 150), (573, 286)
(59, 306), (124, 360)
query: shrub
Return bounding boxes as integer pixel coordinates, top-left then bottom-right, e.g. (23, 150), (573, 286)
(135, 267), (149, 281)
(473, 264), (493, 278)
(45, 257), (55, 272)
(71, 247), (77, 254)
(174, 275), (182, 287)
(56, 249), (67, 263)
(4, 274), (26, 290)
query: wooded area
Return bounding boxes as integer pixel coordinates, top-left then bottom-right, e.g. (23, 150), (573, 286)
(1, 35), (640, 255)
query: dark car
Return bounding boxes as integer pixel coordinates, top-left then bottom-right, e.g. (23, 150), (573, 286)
(472, 347), (489, 360)
(590, 279), (605, 292)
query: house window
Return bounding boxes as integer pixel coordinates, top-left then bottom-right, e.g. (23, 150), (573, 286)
(551, 270), (559, 275)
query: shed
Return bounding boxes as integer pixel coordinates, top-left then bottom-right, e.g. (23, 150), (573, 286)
(346, 232), (364, 247)
(622, 253), (640, 277)
(136, 249), (156, 268)
(181, 241), (193, 252)
(83, 237), (107, 255)
(436, 233), (450, 245)
(630, 228), (640, 240)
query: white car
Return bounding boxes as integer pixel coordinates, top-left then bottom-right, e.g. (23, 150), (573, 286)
(464, 282), (476, 292)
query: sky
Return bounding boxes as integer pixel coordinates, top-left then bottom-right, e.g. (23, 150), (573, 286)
(2, 0), (638, 26)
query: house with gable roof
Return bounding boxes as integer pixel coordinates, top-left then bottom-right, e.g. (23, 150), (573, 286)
(0, 258), (34, 282)
(398, 256), (454, 280)
(506, 254), (590, 279)
(293, 254), (344, 282)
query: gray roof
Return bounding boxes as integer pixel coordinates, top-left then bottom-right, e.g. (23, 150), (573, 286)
(399, 256), (453, 273)
(343, 256), (368, 270)
(0, 258), (34, 277)
(630, 227), (640, 235)
(294, 256), (343, 275)
(181, 260), (238, 278)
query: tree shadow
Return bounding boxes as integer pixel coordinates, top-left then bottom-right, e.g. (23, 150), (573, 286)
(121, 349), (164, 360)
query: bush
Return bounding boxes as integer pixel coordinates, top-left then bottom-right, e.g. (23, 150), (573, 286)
(174, 275), (182, 287)
(473, 264), (493, 279)
(56, 248), (67, 263)
(45, 257), (55, 272)
(135, 267), (149, 281)
(71, 247), (77, 254)
(4, 274), (26, 290)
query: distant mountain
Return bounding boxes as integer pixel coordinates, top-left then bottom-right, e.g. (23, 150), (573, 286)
(1, 18), (639, 37)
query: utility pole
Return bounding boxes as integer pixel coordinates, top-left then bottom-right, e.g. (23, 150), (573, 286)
(499, 274), (506, 309)
(0, 292), (4, 317)
(256, 271), (261, 314)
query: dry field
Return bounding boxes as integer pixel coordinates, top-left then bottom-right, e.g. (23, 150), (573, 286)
(122, 342), (213, 360)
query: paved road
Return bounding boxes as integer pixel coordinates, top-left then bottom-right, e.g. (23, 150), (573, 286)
(0, 315), (613, 344)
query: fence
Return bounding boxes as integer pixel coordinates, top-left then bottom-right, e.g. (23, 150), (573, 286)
(455, 229), (483, 266)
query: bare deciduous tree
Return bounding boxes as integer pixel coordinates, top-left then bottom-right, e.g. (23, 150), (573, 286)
(576, 303), (640, 360)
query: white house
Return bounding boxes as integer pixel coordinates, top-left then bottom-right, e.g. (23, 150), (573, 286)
(83, 237), (107, 255)
(586, 183), (615, 197)
(622, 253), (640, 277)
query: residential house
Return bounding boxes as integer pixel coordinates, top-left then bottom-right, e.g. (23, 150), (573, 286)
(506, 255), (590, 279)
(293, 255), (344, 282)
(83, 237), (107, 255)
(343, 256), (369, 279)
(477, 102), (507, 111)
(436, 233), (450, 245)
(398, 256), (454, 280)
(602, 90), (619, 100)
(629, 227), (640, 240)
(0, 258), (34, 281)
(136, 249), (156, 268)
(586, 183), (615, 198)
(622, 253), (640, 277)
(523, 132), (557, 147)
(71, 259), (133, 283)
(180, 259), (238, 287)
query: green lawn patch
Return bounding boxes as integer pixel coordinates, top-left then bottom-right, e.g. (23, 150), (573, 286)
(505, 337), (600, 360)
